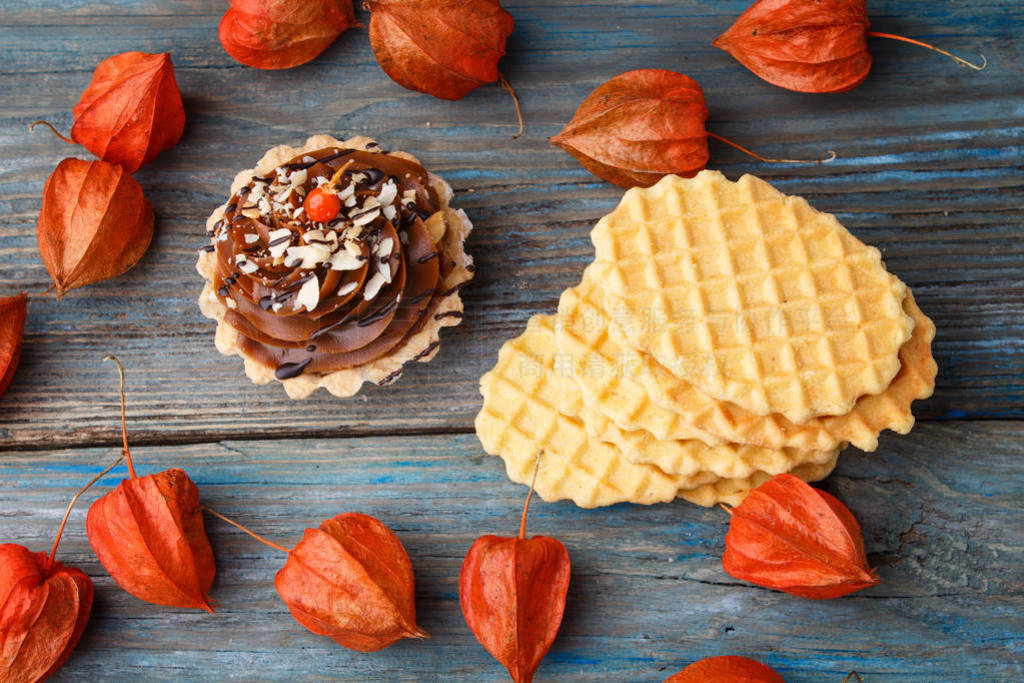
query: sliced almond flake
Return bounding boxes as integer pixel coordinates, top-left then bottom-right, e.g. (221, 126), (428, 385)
(329, 250), (363, 271)
(345, 239), (362, 257)
(362, 195), (380, 210)
(375, 237), (394, 257)
(352, 208), (380, 227)
(242, 208), (262, 219)
(244, 233), (260, 244)
(268, 228), (294, 258)
(271, 302), (283, 313)
(290, 169), (308, 187)
(363, 271), (387, 301)
(225, 297), (237, 310)
(325, 230), (338, 241)
(338, 183), (355, 200)
(274, 186), (294, 204)
(292, 206), (305, 219)
(294, 277), (320, 312)
(377, 180), (398, 206)
(303, 229), (326, 243)
(402, 189), (417, 201)
(381, 261), (393, 285)
(259, 197), (272, 214)
(285, 244), (332, 269)
(336, 281), (358, 297)
(344, 195), (357, 208)
(350, 172), (367, 184)
(383, 205), (397, 222)
(301, 155), (316, 163)
(237, 260), (259, 274)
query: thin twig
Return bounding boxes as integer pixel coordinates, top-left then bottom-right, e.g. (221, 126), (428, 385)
(203, 506), (291, 553)
(46, 454), (124, 574)
(103, 356), (136, 478)
(519, 450), (543, 539)
(29, 120), (74, 144)
(498, 73), (525, 140)
(867, 32), (986, 70)
(708, 132), (836, 164)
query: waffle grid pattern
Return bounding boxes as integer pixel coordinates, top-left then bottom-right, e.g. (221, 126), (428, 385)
(555, 265), (721, 446)
(555, 265), (841, 478)
(631, 293), (936, 452)
(476, 315), (692, 507)
(475, 315), (839, 507)
(593, 171), (913, 422)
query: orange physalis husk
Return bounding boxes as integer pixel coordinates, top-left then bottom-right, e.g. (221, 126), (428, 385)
(0, 292), (28, 400)
(550, 69), (833, 188)
(32, 52), (184, 172)
(459, 454), (570, 683)
(207, 507), (428, 651)
(722, 473), (880, 599)
(1, 456), (121, 683)
(365, 0), (515, 101)
(664, 655), (784, 682)
(86, 357), (216, 613)
(713, 0), (985, 94)
(275, 513), (428, 651)
(219, 0), (358, 70)
(36, 159), (154, 297)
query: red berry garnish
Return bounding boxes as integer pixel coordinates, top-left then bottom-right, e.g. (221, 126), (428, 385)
(304, 187), (341, 223)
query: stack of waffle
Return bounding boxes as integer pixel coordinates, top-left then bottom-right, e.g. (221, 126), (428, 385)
(476, 171), (936, 508)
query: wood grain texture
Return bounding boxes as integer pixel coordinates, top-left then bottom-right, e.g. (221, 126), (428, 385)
(0, 0), (1022, 679)
(0, 423), (1020, 681)
(0, 0), (1022, 447)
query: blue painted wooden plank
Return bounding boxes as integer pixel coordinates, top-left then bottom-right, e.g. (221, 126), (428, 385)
(0, 424), (1020, 680)
(0, 2), (1021, 676)
(0, 0), (1022, 446)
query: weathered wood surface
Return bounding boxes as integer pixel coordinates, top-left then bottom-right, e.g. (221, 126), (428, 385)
(0, 0), (1022, 447)
(1, 0), (1022, 680)
(1, 423), (1021, 681)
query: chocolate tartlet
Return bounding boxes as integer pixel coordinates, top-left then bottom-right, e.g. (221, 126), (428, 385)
(197, 134), (473, 398)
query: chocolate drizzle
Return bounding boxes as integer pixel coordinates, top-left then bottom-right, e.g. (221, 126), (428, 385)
(209, 144), (461, 380)
(361, 168), (385, 186)
(275, 358), (311, 380)
(411, 340), (441, 361)
(377, 368), (403, 386)
(358, 298), (400, 327)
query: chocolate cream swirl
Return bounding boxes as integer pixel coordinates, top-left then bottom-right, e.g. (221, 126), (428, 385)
(205, 145), (458, 380)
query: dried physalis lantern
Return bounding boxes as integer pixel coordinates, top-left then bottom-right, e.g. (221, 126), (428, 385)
(663, 656), (784, 682)
(31, 52), (185, 172)
(206, 509), (428, 651)
(713, 0), (985, 94)
(1, 456), (122, 682)
(36, 159), (154, 297)
(365, 0), (514, 100)
(460, 453), (570, 682)
(0, 292), (28, 400)
(219, 0), (358, 70)
(86, 357), (216, 612)
(722, 474), (880, 598)
(550, 69), (832, 188)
